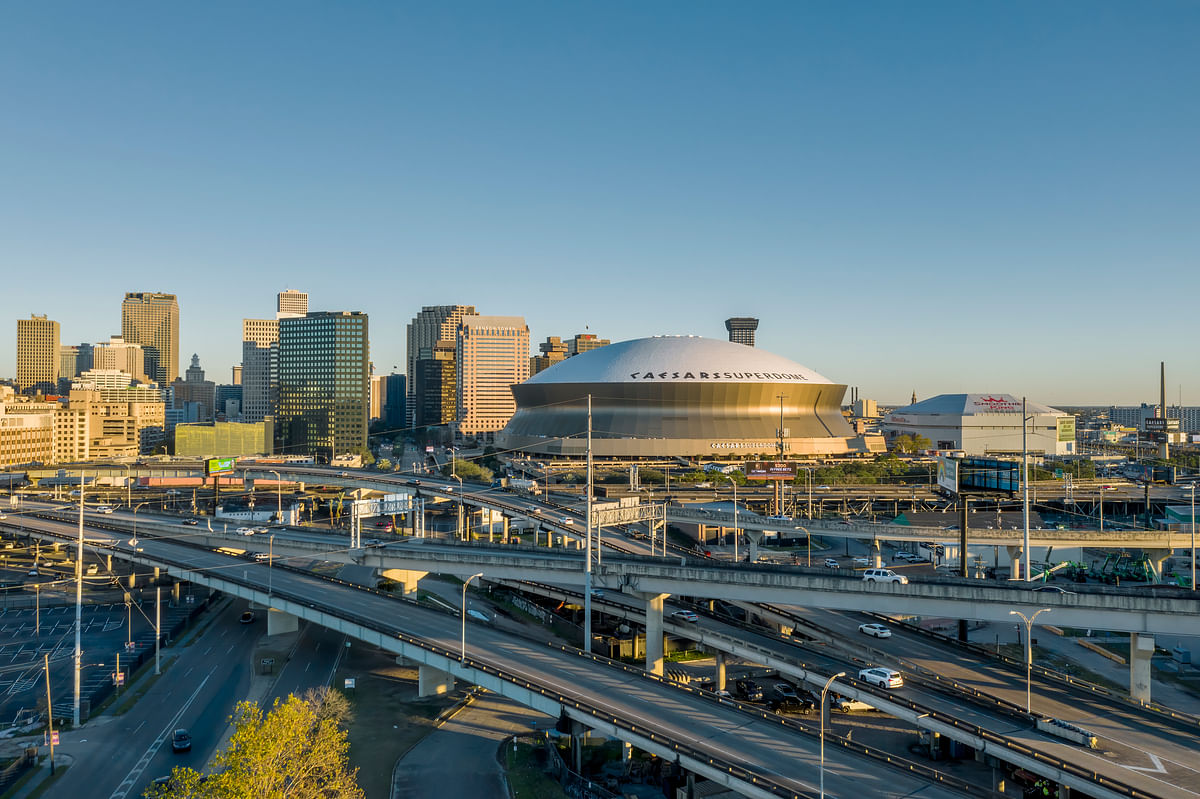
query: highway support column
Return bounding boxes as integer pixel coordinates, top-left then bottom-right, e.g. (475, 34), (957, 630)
(381, 568), (427, 596)
(639, 592), (669, 676)
(714, 651), (726, 691)
(871, 539), (882, 568)
(1007, 546), (1023, 580)
(267, 609), (299, 636)
(1131, 632), (1154, 702)
(745, 530), (763, 563)
(417, 665), (456, 697)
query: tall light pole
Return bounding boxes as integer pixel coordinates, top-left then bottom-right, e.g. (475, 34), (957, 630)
(130, 501), (148, 546)
(1098, 486), (1107, 533)
(269, 470), (283, 523)
(460, 572), (484, 663)
(1021, 397), (1031, 582)
(1189, 484), (1196, 592)
(1009, 608), (1051, 713)
(819, 671), (846, 799)
(722, 473), (739, 563)
(268, 534), (275, 598)
(584, 395), (594, 654)
(74, 471), (84, 727)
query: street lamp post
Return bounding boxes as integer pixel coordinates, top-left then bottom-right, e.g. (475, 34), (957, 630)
(722, 474), (739, 562)
(819, 671), (846, 799)
(461, 572), (484, 663)
(1009, 608), (1052, 713)
(1188, 484), (1197, 592)
(269, 534), (275, 597)
(130, 502), (149, 546)
(269, 470), (282, 524)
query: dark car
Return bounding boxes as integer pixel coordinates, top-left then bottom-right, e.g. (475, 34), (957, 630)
(769, 697), (810, 715)
(771, 683), (814, 712)
(734, 678), (763, 701)
(239, 611), (256, 624)
(171, 728), (192, 752)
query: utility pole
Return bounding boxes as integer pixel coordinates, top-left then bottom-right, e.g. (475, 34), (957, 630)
(44, 653), (55, 773)
(1022, 397), (1030, 582)
(583, 394), (593, 655)
(74, 472), (83, 727)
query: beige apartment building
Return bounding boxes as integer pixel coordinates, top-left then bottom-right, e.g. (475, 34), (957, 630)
(122, 291), (179, 385)
(0, 391), (56, 467)
(456, 315), (529, 438)
(93, 335), (149, 383)
(242, 318), (279, 423)
(16, 314), (60, 395)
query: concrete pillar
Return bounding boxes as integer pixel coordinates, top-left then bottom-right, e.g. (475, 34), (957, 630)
(1147, 549), (1171, 582)
(714, 651), (726, 691)
(172, 582), (181, 602)
(502, 516), (509, 544)
(571, 734), (583, 772)
(621, 741), (632, 762)
(106, 554), (113, 572)
(991, 767), (1007, 795)
(1007, 546), (1023, 580)
(381, 568), (428, 596)
(128, 571), (137, 588)
(871, 539), (882, 568)
(266, 609), (299, 636)
(417, 665), (456, 697)
(640, 592), (669, 676)
(1131, 632), (1154, 702)
(745, 530), (763, 563)
(153, 566), (161, 581)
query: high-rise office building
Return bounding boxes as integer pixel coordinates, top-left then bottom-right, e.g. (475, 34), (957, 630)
(531, 337), (568, 375)
(276, 311), (369, 460)
(241, 318), (280, 423)
(383, 373), (406, 430)
(122, 292), (180, 384)
(414, 341), (456, 429)
(567, 333), (610, 357)
(406, 305), (475, 425)
(93, 335), (149, 383)
(59, 345), (81, 393)
(456, 315), (529, 438)
(172, 354), (217, 422)
(369, 374), (387, 422)
(16, 314), (60, 395)
(276, 290), (308, 319)
(231, 365), (242, 385)
(725, 317), (759, 347)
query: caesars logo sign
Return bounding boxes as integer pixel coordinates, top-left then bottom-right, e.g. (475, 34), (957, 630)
(628, 370), (810, 381)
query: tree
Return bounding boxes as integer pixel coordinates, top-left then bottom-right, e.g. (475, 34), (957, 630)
(375, 458), (393, 472)
(441, 458), (493, 484)
(145, 692), (362, 799)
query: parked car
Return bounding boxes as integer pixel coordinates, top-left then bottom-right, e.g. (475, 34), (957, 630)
(823, 558), (840, 569)
(771, 683), (815, 712)
(171, 729), (192, 752)
(862, 569), (908, 585)
(734, 678), (763, 701)
(858, 667), (903, 689)
(858, 623), (892, 638)
(670, 610), (699, 623)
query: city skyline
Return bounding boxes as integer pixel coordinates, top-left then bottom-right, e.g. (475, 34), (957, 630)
(3, 3), (1198, 405)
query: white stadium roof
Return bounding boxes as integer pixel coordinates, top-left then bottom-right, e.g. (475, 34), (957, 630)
(526, 336), (835, 385)
(891, 394), (1063, 416)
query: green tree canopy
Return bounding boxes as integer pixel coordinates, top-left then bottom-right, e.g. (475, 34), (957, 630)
(145, 689), (361, 799)
(442, 458), (493, 484)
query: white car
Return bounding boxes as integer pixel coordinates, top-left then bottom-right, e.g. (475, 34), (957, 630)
(559, 517), (574, 526)
(862, 568), (908, 585)
(853, 557), (870, 566)
(95, 506), (114, 514)
(858, 667), (903, 689)
(670, 610), (699, 623)
(858, 623), (892, 639)
(823, 558), (840, 569)
(236, 527), (256, 536)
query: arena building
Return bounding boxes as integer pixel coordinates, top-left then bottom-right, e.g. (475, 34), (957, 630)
(882, 394), (1076, 456)
(496, 336), (883, 459)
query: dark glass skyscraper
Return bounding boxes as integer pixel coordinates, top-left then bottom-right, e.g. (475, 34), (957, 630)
(276, 312), (369, 460)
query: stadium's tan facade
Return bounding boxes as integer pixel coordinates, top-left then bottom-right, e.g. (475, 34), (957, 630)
(497, 336), (883, 458)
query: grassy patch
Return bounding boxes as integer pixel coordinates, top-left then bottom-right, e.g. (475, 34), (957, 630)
(665, 649), (710, 663)
(336, 645), (460, 799)
(505, 739), (568, 799)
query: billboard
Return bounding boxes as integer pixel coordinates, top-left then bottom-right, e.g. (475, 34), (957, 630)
(1056, 417), (1076, 442)
(960, 457), (1020, 494)
(205, 457), (237, 477)
(936, 457), (959, 494)
(745, 461), (798, 481)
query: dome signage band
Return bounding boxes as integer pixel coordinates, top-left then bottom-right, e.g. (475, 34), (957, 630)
(628, 371), (810, 381)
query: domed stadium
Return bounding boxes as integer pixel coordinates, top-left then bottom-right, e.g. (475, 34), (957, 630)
(496, 336), (883, 458)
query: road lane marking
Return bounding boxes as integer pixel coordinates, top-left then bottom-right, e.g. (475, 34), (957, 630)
(107, 667), (215, 799)
(1125, 753), (1167, 774)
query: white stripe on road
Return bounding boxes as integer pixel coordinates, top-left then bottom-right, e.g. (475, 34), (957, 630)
(108, 667), (215, 799)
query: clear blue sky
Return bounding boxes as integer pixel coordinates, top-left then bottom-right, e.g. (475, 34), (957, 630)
(3, 2), (1197, 405)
